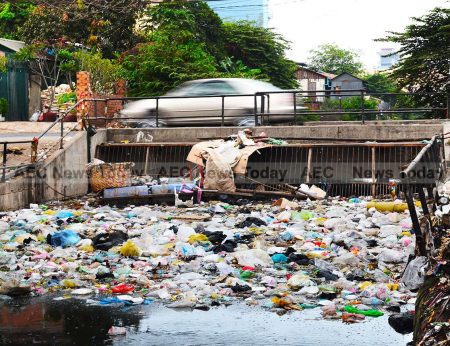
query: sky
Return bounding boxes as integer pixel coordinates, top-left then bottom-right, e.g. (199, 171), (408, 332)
(267, 0), (449, 70)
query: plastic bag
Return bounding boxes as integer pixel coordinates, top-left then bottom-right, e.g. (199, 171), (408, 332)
(50, 230), (81, 248)
(111, 283), (134, 294)
(234, 249), (271, 267)
(271, 253), (288, 263)
(119, 240), (142, 257)
(401, 256), (427, 290)
(378, 249), (404, 263)
(344, 305), (383, 317)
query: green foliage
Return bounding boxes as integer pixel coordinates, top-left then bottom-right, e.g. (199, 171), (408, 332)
(57, 92), (77, 104)
(15, 43), (77, 108)
(364, 72), (398, 94)
(0, 2), (34, 39)
(0, 56), (7, 73)
(322, 96), (378, 121)
(0, 97), (8, 115)
(122, 31), (219, 96)
(219, 57), (261, 78)
(144, 1), (226, 61)
(19, 1), (143, 58)
(124, 2), (297, 95)
(308, 44), (364, 76)
(74, 51), (124, 94)
(381, 7), (450, 108)
(296, 113), (321, 122)
(223, 21), (298, 89)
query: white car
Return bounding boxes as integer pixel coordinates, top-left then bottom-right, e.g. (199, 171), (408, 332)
(120, 78), (299, 127)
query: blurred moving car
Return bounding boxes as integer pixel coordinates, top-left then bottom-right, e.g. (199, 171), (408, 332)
(120, 78), (299, 127)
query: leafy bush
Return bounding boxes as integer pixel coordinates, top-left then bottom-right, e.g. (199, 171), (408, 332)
(57, 92), (77, 105)
(74, 51), (123, 95)
(0, 98), (8, 115)
(296, 114), (321, 122)
(321, 96), (378, 121)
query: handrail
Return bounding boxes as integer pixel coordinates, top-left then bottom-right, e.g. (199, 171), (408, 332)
(37, 99), (85, 140)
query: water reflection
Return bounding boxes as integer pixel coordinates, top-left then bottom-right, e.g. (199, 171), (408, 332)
(0, 296), (143, 345)
(0, 297), (412, 346)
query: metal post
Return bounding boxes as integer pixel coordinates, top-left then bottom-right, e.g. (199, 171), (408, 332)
(156, 98), (159, 128)
(87, 130), (91, 163)
(221, 96), (225, 127)
(293, 92), (297, 114)
(254, 94), (258, 126)
(361, 90), (365, 124)
(371, 146), (376, 197)
(446, 94), (449, 119)
(260, 94), (265, 126)
(60, 112), (64, 149)
(2, 143), (6, 182)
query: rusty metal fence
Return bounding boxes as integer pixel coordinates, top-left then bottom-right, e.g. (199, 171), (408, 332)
(96, 141), (427, 198)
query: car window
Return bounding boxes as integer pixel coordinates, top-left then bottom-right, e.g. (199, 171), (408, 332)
(189, 81), (237, 96)
(165, 82), (198, 96)
(245, 80), (281, 92)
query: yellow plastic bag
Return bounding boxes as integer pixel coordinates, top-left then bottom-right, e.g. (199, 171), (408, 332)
(187, 234), (209, 244)
(366, 201), (421, 212)
(119, 240), (142, 257)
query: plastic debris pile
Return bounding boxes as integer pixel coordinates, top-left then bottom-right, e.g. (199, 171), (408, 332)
(0, 198), (418, 322)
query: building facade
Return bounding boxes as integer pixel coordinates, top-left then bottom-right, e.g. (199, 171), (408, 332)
(295, 64), (334, 103)
(331, 73), (366, 98)
(206, 0), (269, 27)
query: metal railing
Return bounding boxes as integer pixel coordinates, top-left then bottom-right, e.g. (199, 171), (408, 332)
(96, 140), (427, 198)
(0, 100), (83, 182)
(0, 88), (448, 182)
(1, 139), (35, 182)
(81, 89), (448, 128)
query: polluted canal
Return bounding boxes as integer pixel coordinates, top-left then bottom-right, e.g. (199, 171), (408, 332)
(0, 196), (417, 345)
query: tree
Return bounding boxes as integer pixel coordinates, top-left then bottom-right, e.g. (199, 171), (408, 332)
(74, 50), (123, 94)
(381, 7), (450, 107)
(15, 42), (77, 110)
(121, 31), (219, 96)
(364, 72), (397, 94)
(19, 1), (146, 58)
(308, 44), (364, 76)
(122, 2), (294, 96)
(223, 21), (298, 89)
(0, 1), (34, 39)
(144, 0), (226, 62)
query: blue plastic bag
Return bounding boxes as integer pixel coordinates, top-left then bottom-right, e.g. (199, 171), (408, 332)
(272, 253), (289, 263)
(56, 210), (74, 219)
(51, 230), (81, 248)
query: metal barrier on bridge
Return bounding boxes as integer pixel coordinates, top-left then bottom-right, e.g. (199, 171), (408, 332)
(96, 140), (428, 198)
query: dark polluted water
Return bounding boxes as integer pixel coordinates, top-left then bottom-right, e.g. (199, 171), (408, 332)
(0, 296), (413, 346)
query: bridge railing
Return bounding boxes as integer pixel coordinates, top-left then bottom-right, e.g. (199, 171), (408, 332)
(80, 89), (448, 128)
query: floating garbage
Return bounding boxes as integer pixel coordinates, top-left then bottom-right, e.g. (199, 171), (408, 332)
(0, 195), (419, 322)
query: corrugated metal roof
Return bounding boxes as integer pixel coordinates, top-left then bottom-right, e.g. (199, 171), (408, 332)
(0, 38), (25, 52)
